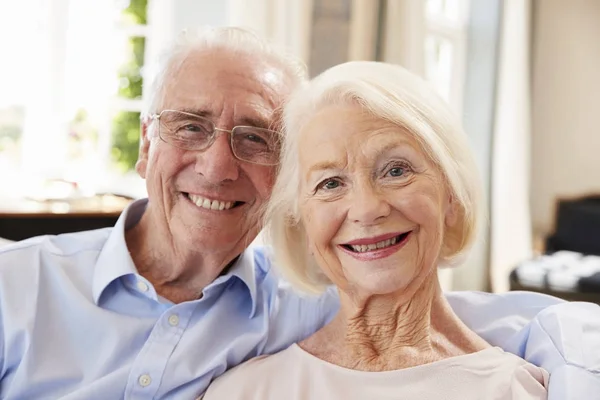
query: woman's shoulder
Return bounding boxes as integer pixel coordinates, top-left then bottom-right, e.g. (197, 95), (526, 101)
(202, 345), (303, 399)
(456, 347), (549, 397)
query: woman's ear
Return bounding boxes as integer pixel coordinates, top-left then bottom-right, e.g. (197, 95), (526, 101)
(441, 194), (465, 260)
(306, 235), (315, 256)
(444, 194), (459, 228)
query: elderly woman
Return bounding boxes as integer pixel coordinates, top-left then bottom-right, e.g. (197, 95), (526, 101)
(202, 61), (548, 399)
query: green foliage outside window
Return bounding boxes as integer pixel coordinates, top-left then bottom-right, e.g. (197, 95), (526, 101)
(111, 0), (147, 171)
(120, 0), (147, 24)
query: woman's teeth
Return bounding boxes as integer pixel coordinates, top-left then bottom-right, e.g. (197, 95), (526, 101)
(349, 236), (399, 253)
(187, 194), (235, 211)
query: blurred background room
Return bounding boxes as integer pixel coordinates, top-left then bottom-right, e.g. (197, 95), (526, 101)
(0, 0), (598, 299)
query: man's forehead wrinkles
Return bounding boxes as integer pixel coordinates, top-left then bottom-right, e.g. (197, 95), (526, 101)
(233, 103), (271, 129)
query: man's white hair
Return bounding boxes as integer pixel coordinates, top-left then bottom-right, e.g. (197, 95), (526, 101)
(143, 26), (308, 116)
(265, 61), (484, 294)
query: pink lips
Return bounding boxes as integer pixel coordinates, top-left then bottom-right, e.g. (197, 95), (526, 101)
(339, 231), (412, 261)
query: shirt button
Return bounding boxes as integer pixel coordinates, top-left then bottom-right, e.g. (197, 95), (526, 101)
(168, 314), (180, 326)
(136, 281), (149, 292)
(138, 374), (152, 387)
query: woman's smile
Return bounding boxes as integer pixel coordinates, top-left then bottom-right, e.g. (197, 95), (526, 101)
(338, 231), (413, 261)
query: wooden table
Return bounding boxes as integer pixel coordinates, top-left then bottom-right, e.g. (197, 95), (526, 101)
(0, 195), (132, 241)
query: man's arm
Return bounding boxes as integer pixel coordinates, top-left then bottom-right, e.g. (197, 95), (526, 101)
(263, 283), (338, 355)
(252, 245), (339, 355)
(0, 308), (4, 382)
(509, 301), (600, 399)
(447, 291), (600, 399)
(0, 238), (8, 381)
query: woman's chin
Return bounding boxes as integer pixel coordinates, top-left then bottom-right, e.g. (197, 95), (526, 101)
(346, 274), (413, 297)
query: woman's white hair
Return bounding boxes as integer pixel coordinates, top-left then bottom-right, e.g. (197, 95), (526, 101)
(143, 26), (308, 116)
(265, 61), (484, 294)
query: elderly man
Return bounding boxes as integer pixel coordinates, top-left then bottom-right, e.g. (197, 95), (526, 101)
(0, 27), (598, 399)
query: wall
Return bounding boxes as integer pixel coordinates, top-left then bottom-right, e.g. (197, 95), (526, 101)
(531, 0), (600, 235)
(146, 0), (229, 66)
(451, 0), (502, 291)
(309, 0), (351, 76)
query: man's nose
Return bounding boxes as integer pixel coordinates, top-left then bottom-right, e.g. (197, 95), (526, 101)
(193, 132), (240, 183)
(347, 184), (391, 225)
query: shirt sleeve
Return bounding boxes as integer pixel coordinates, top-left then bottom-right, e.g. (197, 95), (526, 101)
(0, 309), (4, 380)
(445, 290), (565, 344)
(262, 283), (338, 355)
(250, 246), (340, 356)
(514, 302), (600, 400)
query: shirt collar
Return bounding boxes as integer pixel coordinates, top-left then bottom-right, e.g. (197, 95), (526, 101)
(223, 247), (258, 317)
(92, 198), (148, 304)
(93, 198), (259, 316)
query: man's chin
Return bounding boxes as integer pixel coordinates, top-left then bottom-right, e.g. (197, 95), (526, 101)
(177, 220), (255, 247)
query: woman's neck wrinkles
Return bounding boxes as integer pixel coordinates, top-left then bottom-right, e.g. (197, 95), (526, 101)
(301, 271), (490, 371)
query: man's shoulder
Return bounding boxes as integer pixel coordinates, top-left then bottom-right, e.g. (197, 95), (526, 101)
(0, 228), (111, 258)
(247, 244), (273, 275)
(446, 290), (564, 314)
(0, 228), (112, 281)
(246, 244), (335, 304)
(445, 290), (565, 338)
(244, 245), (338, 351)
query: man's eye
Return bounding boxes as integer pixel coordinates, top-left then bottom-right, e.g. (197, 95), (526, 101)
(175, 124), (211, 139)
(243, 134), (267, 145)
(182, 124), (204, 132)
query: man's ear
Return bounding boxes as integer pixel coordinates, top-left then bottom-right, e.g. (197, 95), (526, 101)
(135, 117), (152, 179)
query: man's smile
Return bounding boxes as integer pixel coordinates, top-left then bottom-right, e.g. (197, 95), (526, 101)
(184, 192), (245, 211)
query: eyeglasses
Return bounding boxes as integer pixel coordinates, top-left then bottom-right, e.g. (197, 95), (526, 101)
(148, 109), (282, 166)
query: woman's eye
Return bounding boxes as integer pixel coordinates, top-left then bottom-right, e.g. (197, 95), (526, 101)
(319, 179), (341, 191)
(387, 167), (405, 177)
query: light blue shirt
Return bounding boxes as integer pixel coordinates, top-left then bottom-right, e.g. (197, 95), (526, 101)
(0, 199), (598, 399)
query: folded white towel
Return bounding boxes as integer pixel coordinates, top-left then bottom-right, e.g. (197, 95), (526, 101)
(515, 251), (600, 292)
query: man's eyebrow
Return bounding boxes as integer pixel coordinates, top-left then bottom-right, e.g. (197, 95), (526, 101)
(165, 108), (272, 130)
(238, 116), (271, 130)
(175, 108), (213, 119)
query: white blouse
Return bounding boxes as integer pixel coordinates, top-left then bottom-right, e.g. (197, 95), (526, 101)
(202, 344), (548, 399)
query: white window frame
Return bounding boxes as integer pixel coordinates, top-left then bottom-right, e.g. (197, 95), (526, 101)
(95, 0), (154, 198)
(424, 0), (470, 116)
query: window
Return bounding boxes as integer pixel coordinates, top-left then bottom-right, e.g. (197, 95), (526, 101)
(0, 0), (149, 203)
(423, 0), (470, 114)
(111, 1), (148, 173)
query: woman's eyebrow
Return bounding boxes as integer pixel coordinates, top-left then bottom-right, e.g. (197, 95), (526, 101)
(305, 161), (343, 181)
(376, 140), (420, 160)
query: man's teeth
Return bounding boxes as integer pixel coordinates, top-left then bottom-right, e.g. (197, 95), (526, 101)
(188, 194), (234, 211)
(350, 236), (398, 253)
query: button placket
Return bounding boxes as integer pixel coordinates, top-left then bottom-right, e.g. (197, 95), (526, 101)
(126, 303), (197, 397)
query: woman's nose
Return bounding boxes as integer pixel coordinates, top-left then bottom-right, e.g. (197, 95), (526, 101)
(347, 185), (391, 225)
